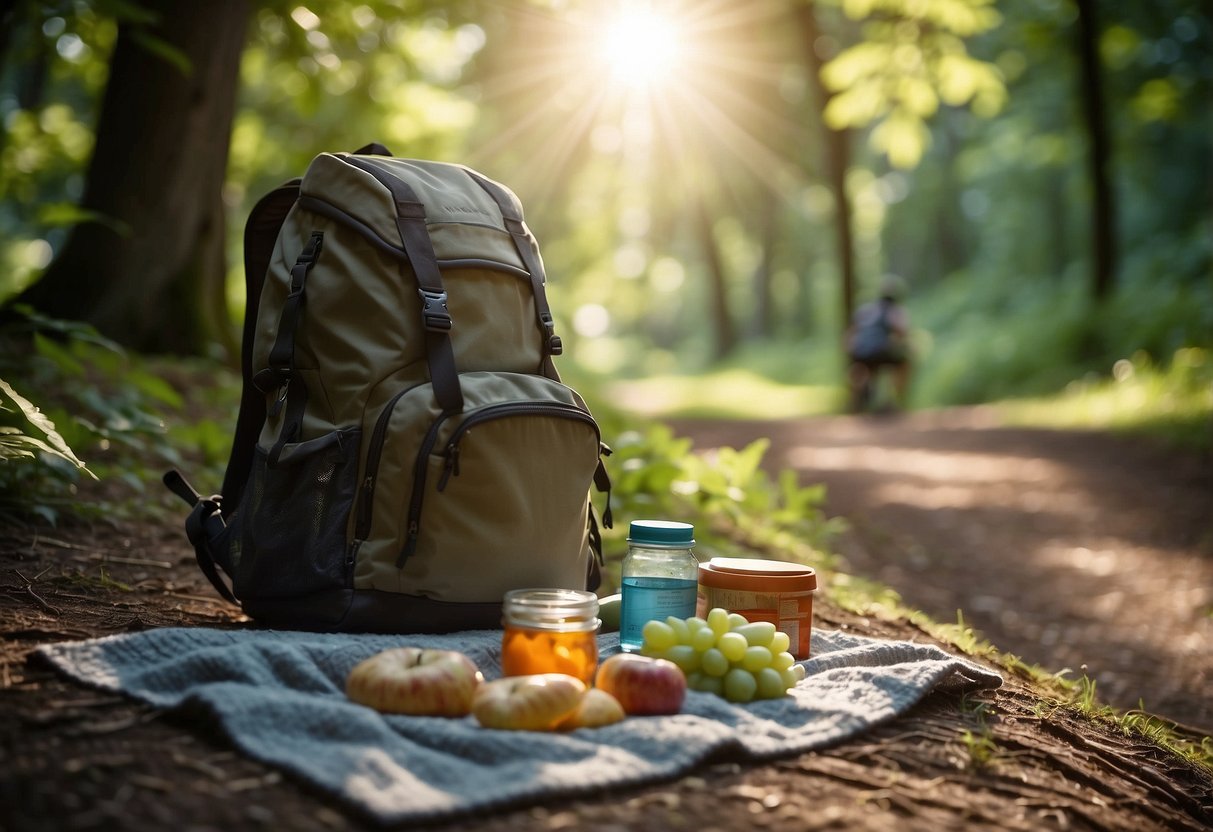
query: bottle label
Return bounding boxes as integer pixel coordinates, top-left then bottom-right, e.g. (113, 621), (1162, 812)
(619, 576), (698, 652)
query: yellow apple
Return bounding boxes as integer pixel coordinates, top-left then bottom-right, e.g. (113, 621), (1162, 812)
(556, 687), (626, 730)
(346, 647), (483, 717)
(471, 673), (586, 731)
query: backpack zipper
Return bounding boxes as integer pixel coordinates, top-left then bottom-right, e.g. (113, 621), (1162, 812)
(397, 401), (600, 568)
(352, 384), (424, 543)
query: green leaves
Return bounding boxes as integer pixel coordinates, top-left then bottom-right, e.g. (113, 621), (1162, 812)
(0, 378), (95, 477)
(602, 422), (842, 585)
(0, 308), (216, 526)
(821, 0), (1006, 168)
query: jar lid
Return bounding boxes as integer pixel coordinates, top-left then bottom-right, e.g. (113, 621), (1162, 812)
(627, 519), (695, 547)
(698, 557), (817, 592)
(502, 588), (600, 631)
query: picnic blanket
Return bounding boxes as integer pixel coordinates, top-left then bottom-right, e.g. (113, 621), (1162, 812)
(37, 626), (1002, 825)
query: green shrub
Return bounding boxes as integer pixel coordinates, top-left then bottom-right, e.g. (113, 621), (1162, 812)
(0, 307), (214, 526)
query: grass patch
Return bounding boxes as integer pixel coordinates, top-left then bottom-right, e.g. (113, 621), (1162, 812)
(996, 347), (1212, 451)
(605, 368), (844, 420)
(822, 586), (1213, 773)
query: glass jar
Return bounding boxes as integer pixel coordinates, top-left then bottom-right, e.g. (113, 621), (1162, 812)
(500, 588), (600, 685)
(619, 520), (699, 653)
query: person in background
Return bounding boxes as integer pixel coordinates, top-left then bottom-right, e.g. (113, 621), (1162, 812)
(845, 275), (911, 412)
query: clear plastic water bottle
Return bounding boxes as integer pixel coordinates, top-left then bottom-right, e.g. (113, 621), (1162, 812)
(619, 520), (698, 652)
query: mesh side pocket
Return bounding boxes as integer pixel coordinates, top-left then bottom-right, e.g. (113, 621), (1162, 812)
(231, 427), (360, 599)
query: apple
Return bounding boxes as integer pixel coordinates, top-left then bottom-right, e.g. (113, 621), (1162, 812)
(556, 687), (626, 730)
(346, 647), (483, 717)
(472, 673), (587, 731)
(594, 653), (686, 716)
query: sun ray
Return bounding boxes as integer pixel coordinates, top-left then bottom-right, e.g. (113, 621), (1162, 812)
(462, 0), (812, 230)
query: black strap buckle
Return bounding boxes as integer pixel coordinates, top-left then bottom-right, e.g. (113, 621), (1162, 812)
(253, 366), (290, 394)
(539, 312), (562, 355)
(419, 289), (452, 332)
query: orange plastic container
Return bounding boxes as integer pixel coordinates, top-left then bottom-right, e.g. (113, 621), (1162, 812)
(696, 557), (817, 659)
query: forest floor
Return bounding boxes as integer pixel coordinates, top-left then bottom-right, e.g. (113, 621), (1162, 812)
(2, 406), (1212, 831)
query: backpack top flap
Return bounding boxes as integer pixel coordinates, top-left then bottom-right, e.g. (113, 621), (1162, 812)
(298, 153), (529, 275)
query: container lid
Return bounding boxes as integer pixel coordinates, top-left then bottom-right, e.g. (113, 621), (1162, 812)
(698, 557), (817, 592)
(502, 588), (600, 631)
(627, 519), (695, 547)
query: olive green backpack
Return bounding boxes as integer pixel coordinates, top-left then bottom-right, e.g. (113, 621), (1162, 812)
(165, 144), (612, 632)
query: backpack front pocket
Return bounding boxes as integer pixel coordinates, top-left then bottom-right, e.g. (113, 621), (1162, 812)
(353, 372), (602, 602)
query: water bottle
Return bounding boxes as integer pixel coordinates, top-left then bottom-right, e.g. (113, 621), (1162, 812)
(619, 520), (698, 652)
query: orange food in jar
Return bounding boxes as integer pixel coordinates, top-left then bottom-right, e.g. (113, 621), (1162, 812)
(500, 588), (600, 686)
(501, 626), (599, 685)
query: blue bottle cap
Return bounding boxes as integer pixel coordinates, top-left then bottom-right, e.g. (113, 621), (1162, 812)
(627, 519), (695, 547)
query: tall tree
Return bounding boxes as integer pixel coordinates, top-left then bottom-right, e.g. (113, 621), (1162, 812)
(1074, 0), (1115, 301)
(693, 190), (738, 360)
(12, 1), (250, 355)
(796, 2), (858, 329)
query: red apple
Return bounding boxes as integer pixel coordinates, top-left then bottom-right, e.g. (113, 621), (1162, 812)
(556, 687), (626, 730)
(595, 653), (686, 716)
(472, 673), (587, 731)
(346, 647), (483, 717)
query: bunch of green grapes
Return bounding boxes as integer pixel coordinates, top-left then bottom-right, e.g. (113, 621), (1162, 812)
(639, 607), (806, 702)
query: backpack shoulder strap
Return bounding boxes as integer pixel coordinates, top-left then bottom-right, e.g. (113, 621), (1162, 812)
(221, 178), (301, 509)
(462, 168), (564, 380)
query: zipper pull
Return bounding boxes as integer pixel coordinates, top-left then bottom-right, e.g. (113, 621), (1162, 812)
(396, 521), (419, 568)
(437, 444), (460, 492)
(355, 475), (375, 537)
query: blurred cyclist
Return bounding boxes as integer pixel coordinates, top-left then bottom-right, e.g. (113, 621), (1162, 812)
(845, 275), (911, 412)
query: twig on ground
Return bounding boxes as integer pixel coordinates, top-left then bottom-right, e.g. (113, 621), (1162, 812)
(8, 568), (61, 616)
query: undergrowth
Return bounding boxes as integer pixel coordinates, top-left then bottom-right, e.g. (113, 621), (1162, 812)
(0, 307), (233, 527)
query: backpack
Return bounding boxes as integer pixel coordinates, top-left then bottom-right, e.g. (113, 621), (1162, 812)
(847, 300), (897, 363)
(165, 143), (612, 633)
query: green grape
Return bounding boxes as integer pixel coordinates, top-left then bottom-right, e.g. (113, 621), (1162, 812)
(642, 619), (677, 651)
(686, 616), (709, 633)
(733, 622), (777, 647)
(706, 607), (731, 636)
(755, 667), (787, 699)
(700, 647), (729, 677)
(772, 651), (795, 671)
(779, 666), (798, 690)
(717, 631), (747, 662)
(769, 631), (791, 655)
(792, 664), (806, 681)
(726, 612), (749, 630)
(690, 626), (716, 653)
(688, 672), (724, 696)
(723, 668), (757, 703)
(665, 616), (691, 644)
(639, 645), (661, 658)
(664, 644), (700, 673)
(741, 645), (773, 672)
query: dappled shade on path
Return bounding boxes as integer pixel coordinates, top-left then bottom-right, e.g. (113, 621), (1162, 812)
(671, 408), (1213, 735)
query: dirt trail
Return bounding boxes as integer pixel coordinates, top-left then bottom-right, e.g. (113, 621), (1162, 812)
(670, 408), (1213, 736)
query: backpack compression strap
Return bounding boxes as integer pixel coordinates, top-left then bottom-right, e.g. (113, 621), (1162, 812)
(464, 169), (564, 381)
(342, 155), (464, 414)
(224, 180), (302, 505)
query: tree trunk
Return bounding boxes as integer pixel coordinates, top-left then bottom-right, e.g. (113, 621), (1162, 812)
(796, 3), (857, 331)
(693, 192), (737, 360)
(1074, 0), (1115, 301)
(752, 197), (779, 339)
(12, 1), (250, 356)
